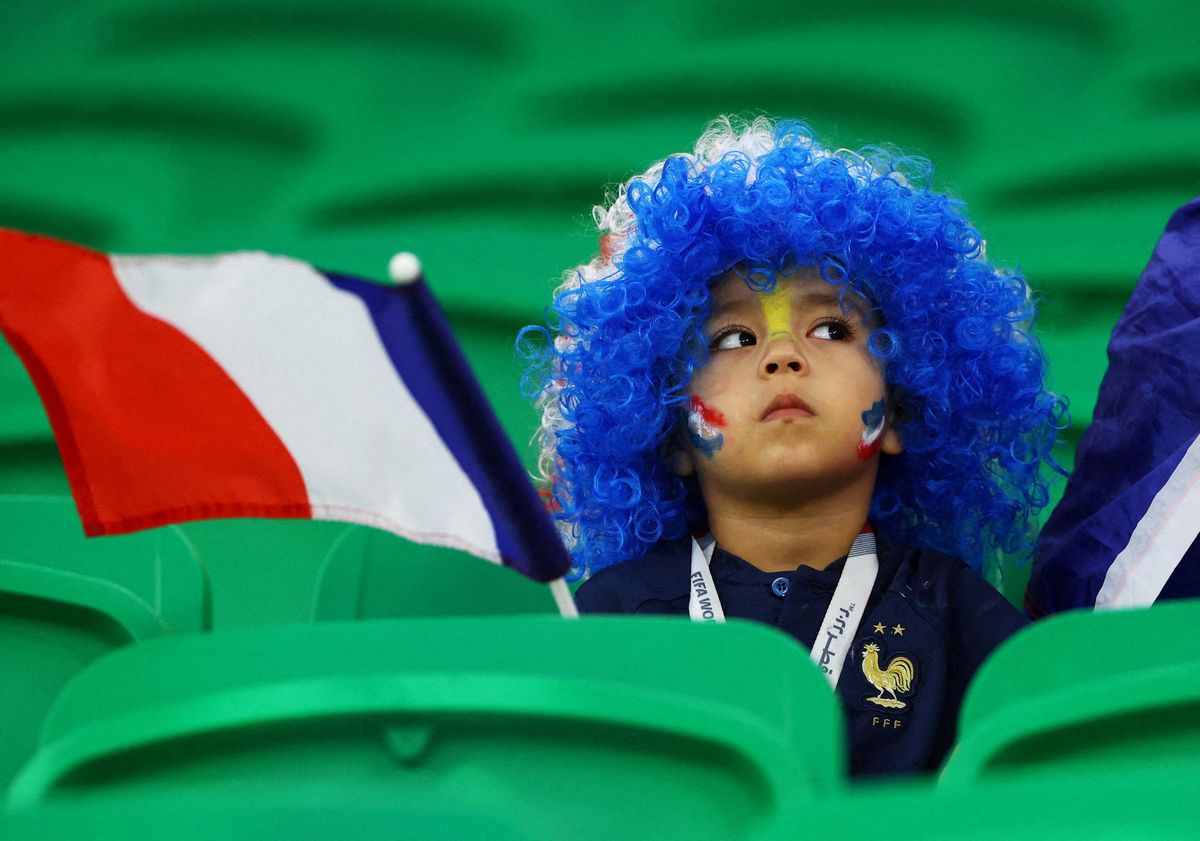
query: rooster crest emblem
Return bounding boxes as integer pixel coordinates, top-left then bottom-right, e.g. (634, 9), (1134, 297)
(861, 642), (915, 709)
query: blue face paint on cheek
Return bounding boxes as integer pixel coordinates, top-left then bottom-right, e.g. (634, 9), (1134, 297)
(689, 427), (724, 459)
(858, 399), (887, 460)
(688, 396), (726, 460)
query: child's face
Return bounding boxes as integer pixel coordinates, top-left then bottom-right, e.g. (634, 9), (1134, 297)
(676, 268), (902, 501)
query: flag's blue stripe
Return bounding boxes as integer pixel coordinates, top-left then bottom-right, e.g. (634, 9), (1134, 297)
(323, 270), (570, 582)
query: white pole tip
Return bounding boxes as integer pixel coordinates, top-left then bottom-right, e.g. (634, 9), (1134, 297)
(388, 251), (422, 285)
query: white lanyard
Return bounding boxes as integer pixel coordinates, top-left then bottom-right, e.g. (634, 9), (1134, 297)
(688, 531), (879, 689)
(688, 534), (725, 621)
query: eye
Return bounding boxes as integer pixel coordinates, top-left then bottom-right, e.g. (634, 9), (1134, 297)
(810, 318), (854, 342)
(710, 326), (757, 351)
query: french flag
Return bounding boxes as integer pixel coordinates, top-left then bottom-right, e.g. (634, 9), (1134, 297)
(0, 229), (573, 594)
(1028, 198), (1200, 615)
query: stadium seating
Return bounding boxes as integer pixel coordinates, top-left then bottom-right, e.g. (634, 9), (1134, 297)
(6, 616), (841, 840)
(173, 518), (350, 628)
(313, 525), (558, 620)
(941, 600), (1200, 784)
(0, 792), (537, 841)
(4, 754), (1198, 839)
(803, 772), (1196, 841)
(0, 495), (208, 792)
(5, 2), (1200, 833)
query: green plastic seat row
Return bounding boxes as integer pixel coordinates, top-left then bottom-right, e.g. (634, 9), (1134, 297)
(7, 492), (1200, 819)
(0, 496), (208, 638)
(0, 492), (557, 800)
(6, 615), (843, 841)
(2, 760), (1198, 840)
(818, 772), (1198, 840)
(313, 524), (560, 621)
(0, 792), (536, 841)
(942, 598), (1200, 784)
(0, 495), (208, 792)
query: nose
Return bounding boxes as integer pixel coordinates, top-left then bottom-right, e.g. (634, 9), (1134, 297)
(759, 339), (805, 377)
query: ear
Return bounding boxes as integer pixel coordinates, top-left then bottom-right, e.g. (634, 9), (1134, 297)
(881, 389), (905, 456)
(880, 424), (903, 456)
(666, 434), (697, 477)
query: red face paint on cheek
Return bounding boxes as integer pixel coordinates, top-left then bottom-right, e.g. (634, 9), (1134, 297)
(856, 437), (882, 461)
(687, 396), (726, 460)
(689, 396), (726, 429)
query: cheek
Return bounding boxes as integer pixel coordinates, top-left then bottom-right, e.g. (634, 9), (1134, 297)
(687, 395), (726, 459)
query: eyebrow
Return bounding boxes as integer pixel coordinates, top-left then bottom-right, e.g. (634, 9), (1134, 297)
(709, 288), (860, 319)
(796, 290), (843, 307)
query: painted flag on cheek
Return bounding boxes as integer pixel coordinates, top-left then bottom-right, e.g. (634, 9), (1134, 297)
(1027, 198), (1200, 615)
(0, 229), (572, 586)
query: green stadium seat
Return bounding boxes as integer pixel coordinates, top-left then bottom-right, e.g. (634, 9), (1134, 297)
(940, 600), (1200, 785)
(7, 616), (841, 840)
(0, 792), (536, 841)
(0, 495), (208, 793)
(313, 525), (559, 621)
(5, 740), (1198, 841)
(173, 518), (348, 628)
(796, 773), (1197, 840)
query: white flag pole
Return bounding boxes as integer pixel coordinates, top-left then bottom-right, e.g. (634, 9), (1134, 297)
(549, 578), (579, 618)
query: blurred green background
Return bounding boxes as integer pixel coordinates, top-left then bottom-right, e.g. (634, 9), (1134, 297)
(2, 0), (1198, 619)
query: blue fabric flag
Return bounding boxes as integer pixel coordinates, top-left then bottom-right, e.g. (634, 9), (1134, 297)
(1028, 198), (1200, 616)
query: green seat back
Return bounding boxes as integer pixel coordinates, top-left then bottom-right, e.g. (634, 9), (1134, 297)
(0, 495), (208, 793)
(8, 616), (843, 840)
(941, 600), (1200, 784)
(806, 772), (1198, 840)
(313, 525), (558, 620)
(6, 749), (1199, 840)
(174, 518), (351, 628)
(0, 792), (535, 841)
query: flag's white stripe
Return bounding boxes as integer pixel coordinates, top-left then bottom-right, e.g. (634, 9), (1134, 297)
(1095, 431), (1200, 610)
(112, 251), (500, 562)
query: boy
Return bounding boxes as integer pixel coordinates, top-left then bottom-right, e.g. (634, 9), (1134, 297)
(522, 116), (1064, 777)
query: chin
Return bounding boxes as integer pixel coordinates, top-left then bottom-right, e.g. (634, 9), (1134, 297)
(746, 457), (872, 494)
(743, 466), (834, 493)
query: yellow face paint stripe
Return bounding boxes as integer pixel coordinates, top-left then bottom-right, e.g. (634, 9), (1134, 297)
(757, 282), (794, 340)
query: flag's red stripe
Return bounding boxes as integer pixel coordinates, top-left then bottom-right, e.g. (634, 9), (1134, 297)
(0, 230), (311, 534)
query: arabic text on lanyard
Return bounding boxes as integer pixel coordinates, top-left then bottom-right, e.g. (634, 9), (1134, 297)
(688, 531), (878, 689)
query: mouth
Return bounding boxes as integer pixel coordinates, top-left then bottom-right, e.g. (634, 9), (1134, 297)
(761, 392), (815, 422)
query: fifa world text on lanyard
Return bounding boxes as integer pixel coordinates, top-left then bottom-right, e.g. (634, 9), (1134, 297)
(688, 530), (879, 689)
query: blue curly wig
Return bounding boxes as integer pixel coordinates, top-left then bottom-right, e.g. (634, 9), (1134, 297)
(521, 116), (1065, 578)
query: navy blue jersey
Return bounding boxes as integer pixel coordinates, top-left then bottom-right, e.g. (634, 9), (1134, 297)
(575, 533), (1026, 778)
